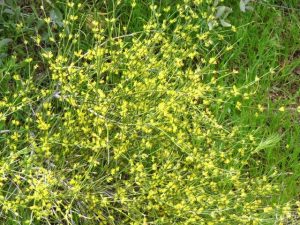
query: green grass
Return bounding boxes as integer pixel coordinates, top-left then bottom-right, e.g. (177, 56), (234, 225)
(0, 0), (300, 224)
(221, 0), (300, 201)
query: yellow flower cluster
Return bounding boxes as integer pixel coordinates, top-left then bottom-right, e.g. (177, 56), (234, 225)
(0, 1), (296, 224)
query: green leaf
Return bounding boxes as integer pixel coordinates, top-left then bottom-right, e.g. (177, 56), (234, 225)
(208, 21), (214, 30)
(220, 19), (231, 27)
(50, 8), (63, 27)
(3, 8), (14, 15)
(223, 7), (232, 18)
(215, 6), (232, 28)
(240, 0), (251, 12)
(213, 0), (220, 7)
(0, 53), (8, 58)
(0, 38), (12, 48)
(216, 6), (232, 19)
(216, 6), (226, 19)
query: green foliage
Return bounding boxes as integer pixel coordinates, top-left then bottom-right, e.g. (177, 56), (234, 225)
(0, 0), (299, 224)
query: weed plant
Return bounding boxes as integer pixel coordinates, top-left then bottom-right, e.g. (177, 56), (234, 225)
(0, 0), (299, 224)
